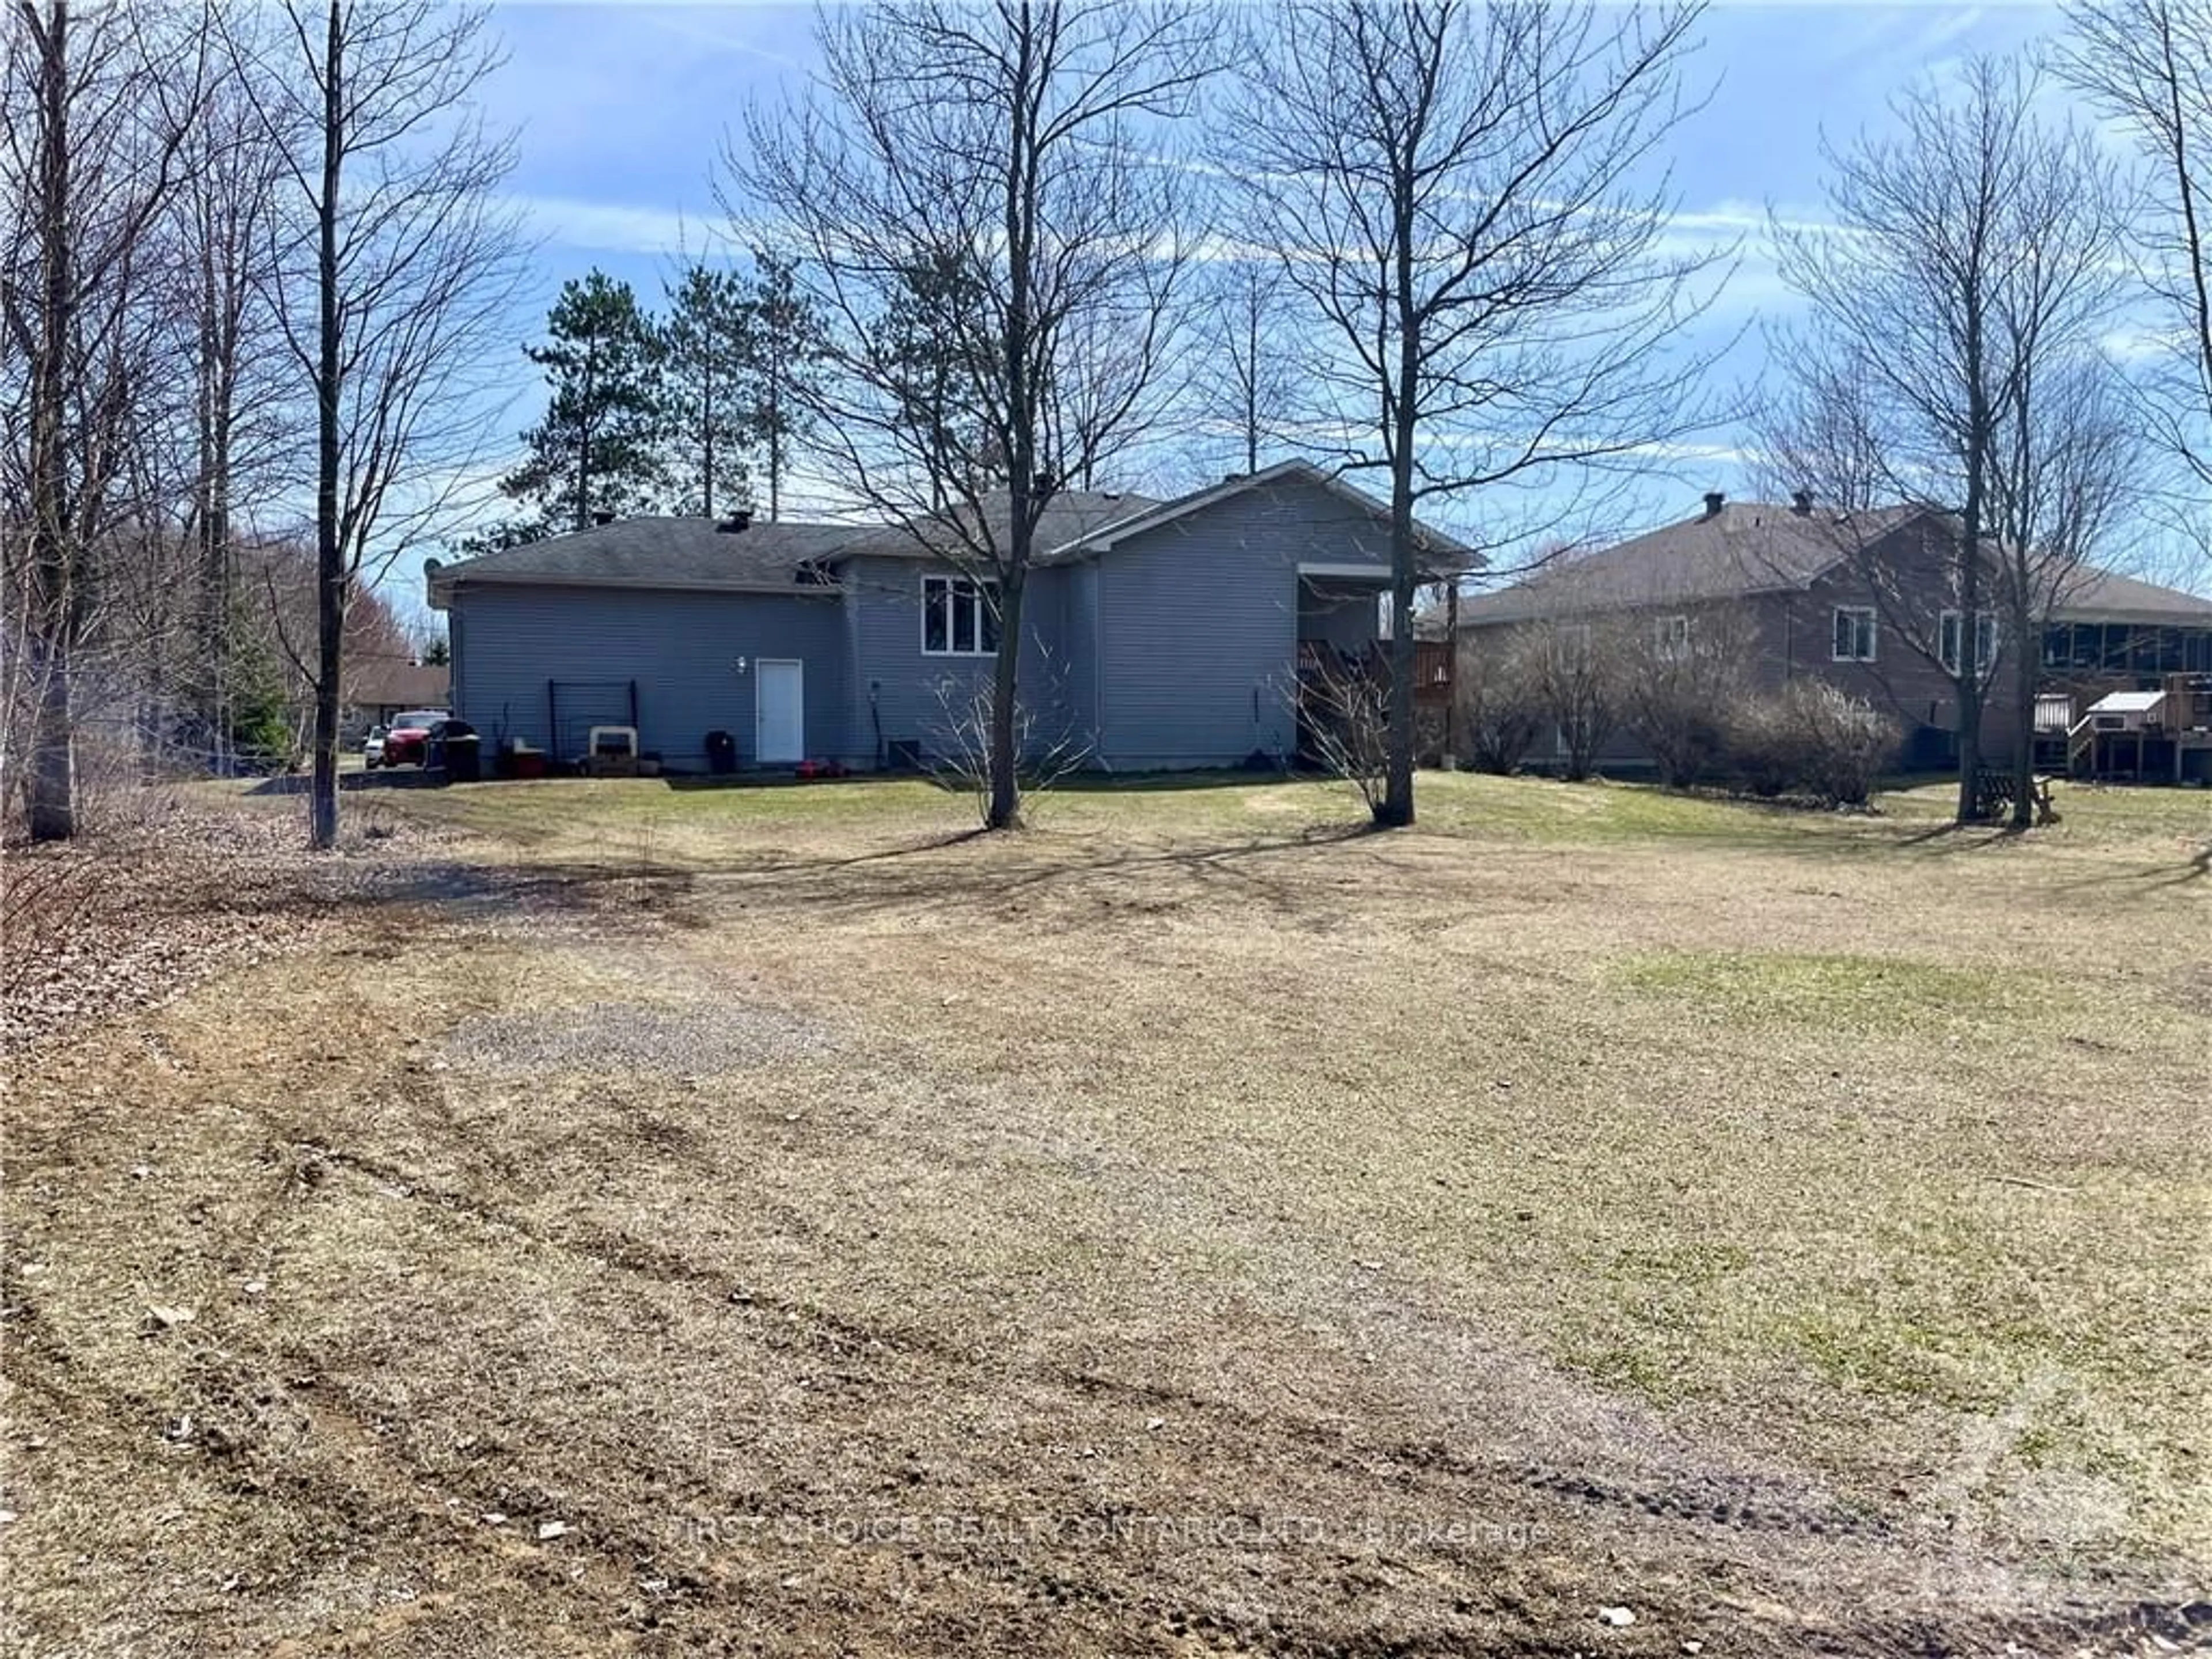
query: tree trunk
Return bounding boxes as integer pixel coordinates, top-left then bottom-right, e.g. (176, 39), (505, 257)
(2010, 614), (2036, 830)
(309, 0), (344, 851)
(26, 655), (74, 840)
(1377, 165), (1421, 830)
(987, 569), (1023, 831)
(25, 0), (76, 842)
(766, 359), (782, 523)
(1380, 500), (1416, 828)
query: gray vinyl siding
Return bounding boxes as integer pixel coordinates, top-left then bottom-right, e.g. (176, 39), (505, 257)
(448, 583), (849, 770)
(1064, 562), (1102, 756)
(1090, 476), (1393, 768)
(840, 555), (1073, 767)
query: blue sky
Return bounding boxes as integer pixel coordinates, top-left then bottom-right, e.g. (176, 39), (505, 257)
(459, 2), (2089, 552)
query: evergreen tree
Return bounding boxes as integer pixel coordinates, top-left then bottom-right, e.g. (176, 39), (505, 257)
(661, 264), (756, 518)
(499, 271), (667, 535)
(874, 247), (996, 509)
(739, 252), (825, 522)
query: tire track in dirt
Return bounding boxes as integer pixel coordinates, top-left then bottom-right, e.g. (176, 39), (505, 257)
(272, 1138), (2212, 1659)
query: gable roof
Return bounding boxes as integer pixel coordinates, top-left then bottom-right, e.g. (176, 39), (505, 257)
(834, 489), (1163, 563)
(1460, 498), (2212, 628)
(427, 516), (859, 604)
(1056, 460), (1479, 567)
(427, 465), (1476, 605)
(1459, 501), (1927, 624)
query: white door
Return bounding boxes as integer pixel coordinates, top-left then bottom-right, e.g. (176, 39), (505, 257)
(755, 658), (805, 763)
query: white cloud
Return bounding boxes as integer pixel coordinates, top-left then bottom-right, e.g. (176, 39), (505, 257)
(509, 194), (721, 257)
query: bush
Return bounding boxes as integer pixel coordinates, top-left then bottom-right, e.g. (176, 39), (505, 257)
(1728, 681), (1899, 808)
(1454, 632), (1545, 774)
(1615, 609), (1751, 789)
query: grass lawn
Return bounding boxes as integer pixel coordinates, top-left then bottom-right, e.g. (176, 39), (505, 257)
(3, 770), (2207, 1655)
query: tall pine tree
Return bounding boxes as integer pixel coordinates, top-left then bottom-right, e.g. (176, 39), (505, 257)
(739, 252), (825, 522)
(660, 264), (756, 518)
(874, 247), (995, 509)
(500, 271), (666, 535)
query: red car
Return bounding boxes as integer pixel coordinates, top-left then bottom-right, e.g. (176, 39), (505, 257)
(377, 709), (448, 768)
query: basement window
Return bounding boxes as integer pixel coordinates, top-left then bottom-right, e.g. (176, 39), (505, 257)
(922, 574), (1001, 657)
(1832, 606), (1878, 662)
(1654, 614), (1690, 661)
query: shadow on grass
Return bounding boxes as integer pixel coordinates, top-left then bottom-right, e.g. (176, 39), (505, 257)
(660, 766), (1290, 797)
(334, 817), (1387, 931)
(248, 768), (445, 796)
(662, 771), (922, 794)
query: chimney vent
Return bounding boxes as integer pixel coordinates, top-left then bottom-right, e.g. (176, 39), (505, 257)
(717, 510), (753, 533)
(592, 509), (616, 527)
(1702, 491), (1726, 519)
(1790, 489), (1815, 517)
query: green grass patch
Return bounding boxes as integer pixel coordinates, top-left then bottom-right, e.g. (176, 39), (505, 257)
(1609, 948), (2077, 1035)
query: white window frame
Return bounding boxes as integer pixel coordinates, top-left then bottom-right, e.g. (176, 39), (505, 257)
(1832, 605), (1878, 663)
(1654, 614), (1690, 661)
(1938, 609), (1999, 676)
(921, 573), (1001, 658)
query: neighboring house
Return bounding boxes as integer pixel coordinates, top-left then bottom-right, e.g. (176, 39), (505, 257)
(424, 461), (1474, 774)
(1459, 491), (2212, 775)
(344, 657), (451, 741)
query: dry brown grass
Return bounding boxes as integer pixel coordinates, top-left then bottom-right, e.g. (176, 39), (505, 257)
(3, 771), (2207, 1656)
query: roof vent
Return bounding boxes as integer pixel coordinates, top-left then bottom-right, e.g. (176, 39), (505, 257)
(1790, 489), (1816, 517)
(717, 510), (752, 533)
(592, 509), (616, 527)
(1222, 472), (1242, 485)
(1702, 491), (1725, 519)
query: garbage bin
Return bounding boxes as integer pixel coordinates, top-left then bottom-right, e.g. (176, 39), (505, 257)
(705, 729), (737, 775)
(444, 732), (481, 784)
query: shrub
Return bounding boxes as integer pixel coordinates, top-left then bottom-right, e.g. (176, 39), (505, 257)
(1455, 630), (1544, 774)
(1729, 681), (1899, 807)
(1615, 608), (1752, 789)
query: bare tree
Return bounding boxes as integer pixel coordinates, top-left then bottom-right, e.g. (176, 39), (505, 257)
(1, 1), (204, 839)
(1763, 55), (2133, 825)
(1228, 0), (1725, 828)
(177, 50), (296, 774)
(1531, 615), (1619, 782)
(730, 0), (1217, 830)
(229, 0), (523, 849)
(1198, 258), (1298, 478)
(2056, 0), (2212, 524)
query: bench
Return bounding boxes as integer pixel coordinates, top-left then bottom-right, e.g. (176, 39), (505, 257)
(1974, 766), (2058, 825)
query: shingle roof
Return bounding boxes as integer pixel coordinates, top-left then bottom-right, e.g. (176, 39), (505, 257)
(347, 657), (450, 707)
(1056, 460), (1478, 566)
(1460, 502), (1926, 623)
(429, 465), (1471, 602)
(429, 517), (860, 594)
(834, 490), (1164, 563)
(2051, 566), (2212, 623)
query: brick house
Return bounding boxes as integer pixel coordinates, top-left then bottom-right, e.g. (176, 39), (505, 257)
(1457, 492), (2212, 776)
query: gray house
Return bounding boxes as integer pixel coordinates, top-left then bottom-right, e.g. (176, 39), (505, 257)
(425, 461), (1471, 773)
